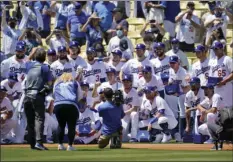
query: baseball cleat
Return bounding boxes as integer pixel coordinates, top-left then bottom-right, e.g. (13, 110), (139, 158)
(161, 134), (172, 143)
(67, 145), (76, 151)
(153, 133), (163, 143)
(210, 144), (222, 151)
(46, 139), (54, 144)
(58, 144), (66, 151)
(129, 138), (138, 143)
(174, 133), (182, 142)
(35, 143), (49, 150)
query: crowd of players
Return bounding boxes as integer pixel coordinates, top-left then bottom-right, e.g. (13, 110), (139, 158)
(0, 1), (233, 149)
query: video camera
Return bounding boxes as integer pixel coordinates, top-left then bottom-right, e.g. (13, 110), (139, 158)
(112, 90), (124, 107)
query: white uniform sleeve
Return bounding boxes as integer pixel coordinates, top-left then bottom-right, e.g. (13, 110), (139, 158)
(181, 69), (189, 87)
(3, 98), (14, 111)
(157, 98), (167, 111)
(212, 94), (223, 109)
(180, 51), (189, 67)
(226, 56), (233, 73)
(1, 59), (10, 79)
(100, 63), (107, 79)
(199, 97), (210, 109)
(77, 82), (83, 101)
(184, 92), (192, 108)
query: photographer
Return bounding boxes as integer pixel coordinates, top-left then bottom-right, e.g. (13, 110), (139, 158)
(97, 88), (125, 149)
(23, 48), (53, 150)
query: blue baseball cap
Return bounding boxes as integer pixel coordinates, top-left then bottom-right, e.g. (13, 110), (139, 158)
(135, 43), (146, 50)
(171, 38), (179, 44)
(144, 86), (157, 93)
(74, 2), (82, 10)
(160, 73), (169, 83)
(142, 66), (152, 73)
(194, 45), (205, 52)
(122, 74), (133, 82)
(69, 41), (79, 48)
(8, 72), (18, 82)
(47, 49), (56, 56)
(15, 44), (25, 52)
(211, 41), (224, 49)
(169, 55), (179, 63)
(154, 42), (165, 49)
(57, 46), (67, 52)
(189, 77), (201, 84)
(86, 47), (96, 55)
(111, 49), (122, 56)
(80, 81), (89, 87)
(106, 67), (116, 73)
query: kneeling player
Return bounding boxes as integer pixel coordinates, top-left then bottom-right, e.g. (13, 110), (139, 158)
(139, 86), (178, 143)
(74, 98), (101, 144)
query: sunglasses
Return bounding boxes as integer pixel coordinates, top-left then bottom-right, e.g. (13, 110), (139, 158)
(116, 28), (123, 31)
(142, 71), (150, 74)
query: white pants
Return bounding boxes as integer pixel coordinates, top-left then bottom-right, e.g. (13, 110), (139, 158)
(165, 94), (179, 118)
(215, 83), (233, 108)
(75, 131), (101, 144)
(138, 116), (178, 130)
(164, 20), (176, 38)
(121, 111), (139, 141)
(44, 113), (58, 138)
(198, 113), (218, 138)
(147, 8), (164, 24)
(1, 119), (17, 139)
(178, 94), (186, 118)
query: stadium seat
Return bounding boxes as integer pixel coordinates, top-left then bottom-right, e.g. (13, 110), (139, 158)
(127, 31), (142, 39)
(227, 45), (233, 57)
(127, 18), (145, 25)
(226, 29), (232, 38)
(136, 25), (144, 31)
(136, 38), (144, 44)
(129, 25), (136, 31)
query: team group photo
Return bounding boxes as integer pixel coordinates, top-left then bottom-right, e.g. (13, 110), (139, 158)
(0, 0), (233, 161)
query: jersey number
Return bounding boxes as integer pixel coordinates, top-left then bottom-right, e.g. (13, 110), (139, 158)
(218, 70), (226, 77)
(96, 75), (100, 82)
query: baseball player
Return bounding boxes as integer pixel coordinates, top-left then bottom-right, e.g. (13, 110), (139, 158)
(139, 86), (178, 143)
(208, 41), (233, 108)
(168, 55), (190, 137)
(1, 43), (27, 81)
(0, 87), (17, 144)
(0, 72), (22, 104)
(50, 46), (76, 79)
(74, 98), (102, 144)
(106, 49), (125, 80)
(190, 45), (210, 87)
(99, 67), (123, 92)
(82, 47), (107, 86)
(184, 77), (205, 135)
(165, 38), (189, 70)
(121, 74), (141, 142)
(67, 41), (87, 70)
(196, 82), (225, 147)
(46, 49), (57, 65)
(121, 43), (154, 88)
(150, 42), (170, 77)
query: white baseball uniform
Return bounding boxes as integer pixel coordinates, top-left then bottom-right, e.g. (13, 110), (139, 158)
(197, 94), (225, 137)
(185, 88), (205, 134)
(82, 61), (107, 86)
(191, 58), (210, 86)
(1, 55), (28, 80)
(208, 55), (233, 107)
(68, 55), (87, 71)
(50, 60), (76, 79)
(75, 108), (101, 144)
(1, 79), (23, 97)
(121, 57), (154, 88)
(150, 55), (170, 77)
(0, 97), (17, 139)
(121, 88), (141, 141)
(169, 67), (189, 118)
(105, 60), (125, 73)
(166, 49), (189, 68)
(138, 74), (164, 91)
(138, 95), (177, 130)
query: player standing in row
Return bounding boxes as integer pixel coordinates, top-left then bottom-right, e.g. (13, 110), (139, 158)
(121, 43), (154, 88)
(50, 46), (76, 80)
(82, 47), (107, 87)
(121, 74), (141, 142)
(208, 41), (233, 108)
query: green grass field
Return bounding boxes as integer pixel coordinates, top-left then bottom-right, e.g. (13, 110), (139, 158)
(1, 146), (232, 161)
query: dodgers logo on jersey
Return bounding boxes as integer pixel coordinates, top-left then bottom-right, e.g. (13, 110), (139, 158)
(83, 69), (101, 77)
(77, 117), (91, 125)
(190, 98), (201, 107)
(196, 66), (210, 77)
(154, 65), (170, 74)
(124, 97), (133, 105)
(9, 67), (26, 74)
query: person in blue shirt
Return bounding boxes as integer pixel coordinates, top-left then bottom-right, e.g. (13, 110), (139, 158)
(67, 2), (88, 46)
(94, 1), (115, 44)
(97, 88), (125, 149)
(53, 72), (83, 151)
(81, 13), (103, 49)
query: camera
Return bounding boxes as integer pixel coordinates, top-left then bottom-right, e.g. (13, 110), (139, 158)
(112, 90), (124, 107)
(150, 20), (156, 23)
